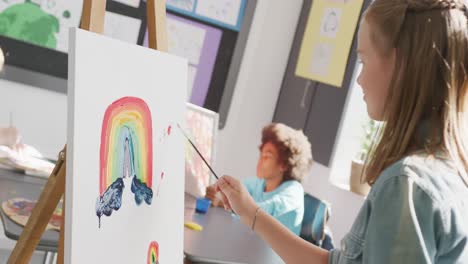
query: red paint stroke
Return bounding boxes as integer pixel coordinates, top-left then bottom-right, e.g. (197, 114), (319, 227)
(147, 241), (159, 264)
(157, 172), (165, 197)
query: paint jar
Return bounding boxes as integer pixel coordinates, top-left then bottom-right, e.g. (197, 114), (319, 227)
(195, 198), (212, 214)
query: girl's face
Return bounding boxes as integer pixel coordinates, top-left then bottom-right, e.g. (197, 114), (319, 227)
(256, 142), (287, 181)
(357, 19), (396, 121)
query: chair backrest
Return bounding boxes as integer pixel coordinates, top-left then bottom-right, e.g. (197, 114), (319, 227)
(300, 193), (331, 247)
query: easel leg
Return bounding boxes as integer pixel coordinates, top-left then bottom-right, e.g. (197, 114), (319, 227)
(57, 193), (65, 264)
(7, 149), (66, 264)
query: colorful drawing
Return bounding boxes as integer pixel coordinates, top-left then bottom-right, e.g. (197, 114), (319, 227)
(185, 106), (216, 191)
(96, 97), (154, 227)
(167, 0), (195, 12)
(1, 198), (63, 231)
(67, 28), (186, 263)
(147, 241), (159, 264)
(0, 2), (59, 49)
(0, 0), (83, 52)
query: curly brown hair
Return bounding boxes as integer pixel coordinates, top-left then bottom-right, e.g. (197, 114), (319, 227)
(260, 123), (313, 182)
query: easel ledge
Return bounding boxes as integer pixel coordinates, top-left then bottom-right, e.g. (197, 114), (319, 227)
(7, 1), (168, 263)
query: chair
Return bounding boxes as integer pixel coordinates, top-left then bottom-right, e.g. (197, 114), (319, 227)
(300, 193), (334, 250)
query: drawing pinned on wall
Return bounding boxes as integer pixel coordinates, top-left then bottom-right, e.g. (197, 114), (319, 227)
(0, 0), (82, 52)
(168, 17), (206, 66)
(167, 0), (195, 12)
(166, 0), (246, 31)
(184, 104), (218, 196)
(104, 11), (142, 44)
(310, 42), (334, 77)
(96, 96), (153, 227)
(147, 241), (159, 264)
(195, 0), (243, 27)
(295, 0), (364, 87)
(320, 8), (342, 38)
(144, 14), (221, 106)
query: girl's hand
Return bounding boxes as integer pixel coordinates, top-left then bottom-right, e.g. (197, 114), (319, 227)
(215, 175), (257, 221)
(205, 185), (224, 207)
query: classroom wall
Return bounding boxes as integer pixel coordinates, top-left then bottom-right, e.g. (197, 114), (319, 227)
(0, 0), (362, 248)
(214, 0), (304, 180)
(214, 0), (364, 243)
(0, 79), (67, 158)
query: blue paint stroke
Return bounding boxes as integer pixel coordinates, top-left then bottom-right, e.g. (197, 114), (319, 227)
(95, 178), (124, 228)
(131, 175), (153, 206)
(118, 127), (137, 179)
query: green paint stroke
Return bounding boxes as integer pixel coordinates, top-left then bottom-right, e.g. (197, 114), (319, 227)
(63, 10), (70, 19)
(0, 2), (59, 49)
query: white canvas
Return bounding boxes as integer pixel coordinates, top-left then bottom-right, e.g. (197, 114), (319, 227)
(65, 28), (187, 263)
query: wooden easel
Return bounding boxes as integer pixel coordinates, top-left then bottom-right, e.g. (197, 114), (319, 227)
(7, 1), (168, 263)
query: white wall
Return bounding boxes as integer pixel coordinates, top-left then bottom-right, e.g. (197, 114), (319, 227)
(0, 0), (363, 249)
(302, 163), (364, 244)
(215, 0), (303, 180)
(0, 79), (67, 159)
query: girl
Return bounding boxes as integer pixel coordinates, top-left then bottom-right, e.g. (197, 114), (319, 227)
(215, 0), (468, 263)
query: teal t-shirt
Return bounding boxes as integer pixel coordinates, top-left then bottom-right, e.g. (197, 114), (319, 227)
(243, 177), (304, 235)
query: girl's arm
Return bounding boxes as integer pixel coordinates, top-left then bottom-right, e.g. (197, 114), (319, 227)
(216, 175), (329, 264)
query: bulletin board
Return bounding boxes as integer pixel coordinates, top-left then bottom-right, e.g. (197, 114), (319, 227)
(0, 0), (257, 128)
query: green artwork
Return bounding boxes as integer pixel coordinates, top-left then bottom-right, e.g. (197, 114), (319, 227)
(0, 0), (82, 52)
(0, 2), (59, 49)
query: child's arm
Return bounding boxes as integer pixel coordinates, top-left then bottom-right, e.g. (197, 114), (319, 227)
(216, 175), (329, 264)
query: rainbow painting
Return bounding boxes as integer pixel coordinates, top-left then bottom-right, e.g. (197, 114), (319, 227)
(95, 97), (154, 227)
(147, 241), (159, 264)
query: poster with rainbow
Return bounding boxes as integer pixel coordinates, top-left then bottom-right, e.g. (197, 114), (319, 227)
(65, 28), (186, 263)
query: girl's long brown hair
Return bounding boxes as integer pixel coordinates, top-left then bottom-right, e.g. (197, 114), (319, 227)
(364, 0), (468, 186)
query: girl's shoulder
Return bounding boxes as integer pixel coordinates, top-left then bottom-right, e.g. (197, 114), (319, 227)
(371, 152), (467, 209)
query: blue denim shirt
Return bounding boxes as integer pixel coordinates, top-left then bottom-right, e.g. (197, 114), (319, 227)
(329, 153), (468, 264)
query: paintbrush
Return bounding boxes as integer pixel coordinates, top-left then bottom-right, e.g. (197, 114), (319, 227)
(177, 123), (219, 180)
